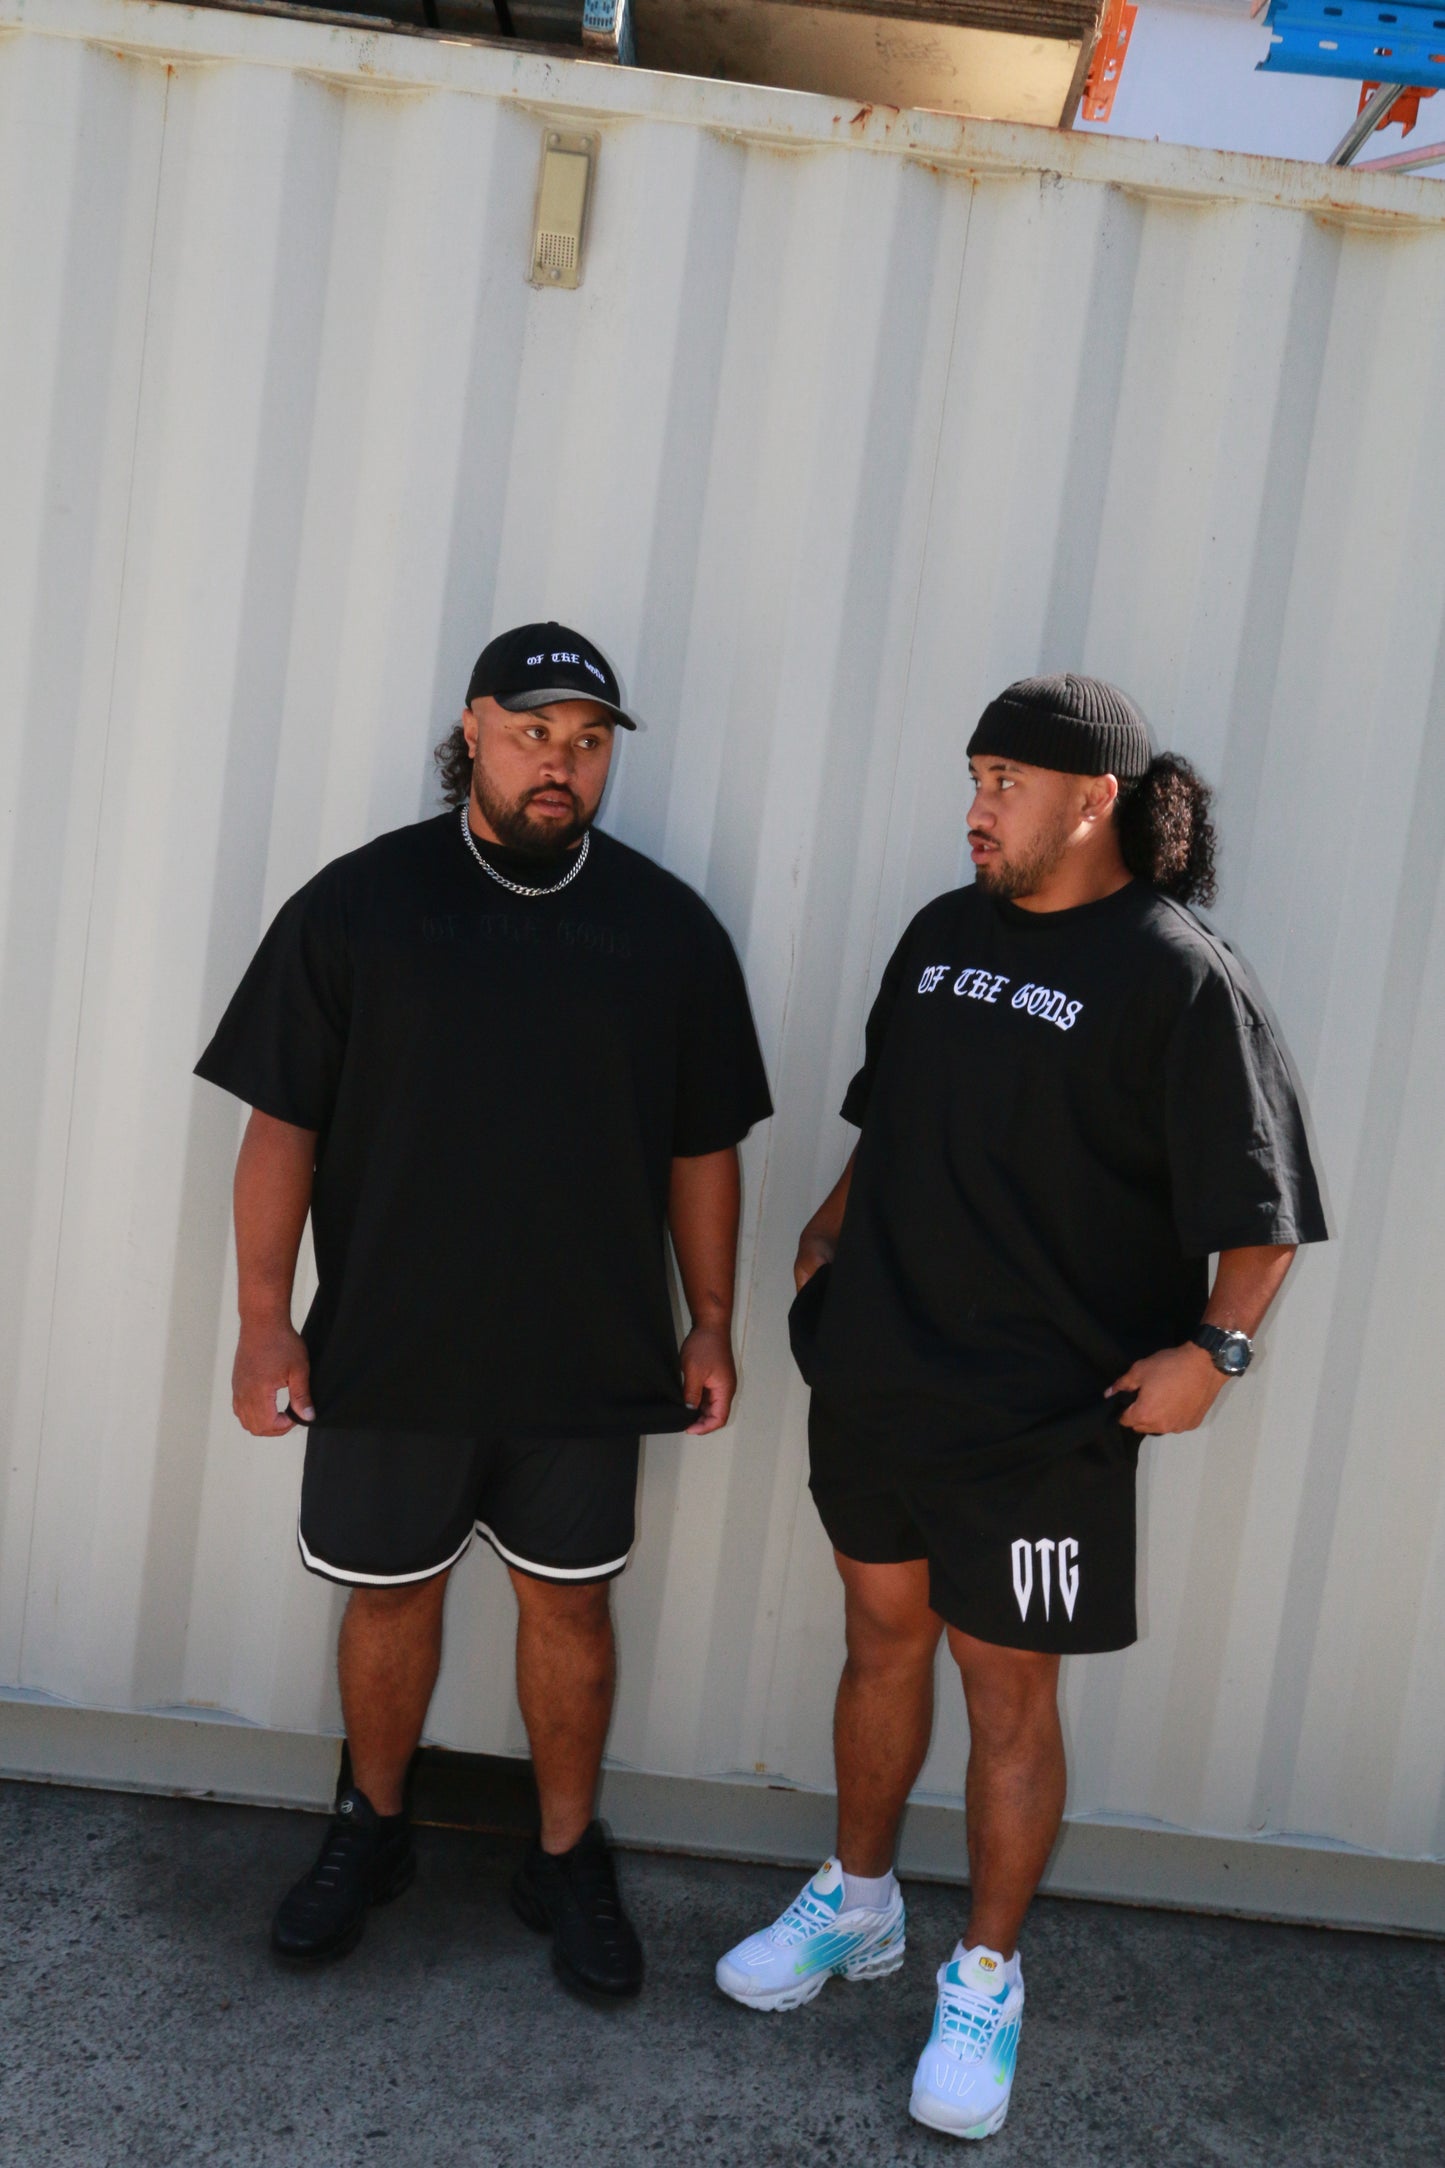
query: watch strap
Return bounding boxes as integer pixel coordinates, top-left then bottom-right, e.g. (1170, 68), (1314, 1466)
(1191, 1323), (1252, 1374)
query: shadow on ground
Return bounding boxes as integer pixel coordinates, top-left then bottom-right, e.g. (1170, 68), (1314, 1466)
(0, 1780), (1438, 2167)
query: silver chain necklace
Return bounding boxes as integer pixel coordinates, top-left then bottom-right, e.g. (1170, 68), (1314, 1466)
(458, 805), (590, 898)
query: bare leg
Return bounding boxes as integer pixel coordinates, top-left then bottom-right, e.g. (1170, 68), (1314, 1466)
(338, 1572), (451, 1817)
(511, 1571), (616, 1855)
(833, 1556), (945, 1877)
(948, 1628), (1065, 1959)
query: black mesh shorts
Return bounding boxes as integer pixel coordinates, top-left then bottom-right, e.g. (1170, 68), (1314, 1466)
(808, 1394), (1141, 1654)
(297, 1427), (641, 1588)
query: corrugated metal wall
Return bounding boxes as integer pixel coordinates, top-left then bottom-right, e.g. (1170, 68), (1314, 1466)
(4, 0), (1444, 1869)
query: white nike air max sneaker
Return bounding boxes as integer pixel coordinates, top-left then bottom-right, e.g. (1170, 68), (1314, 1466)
(909, 1943), (1025, 2140)
(714, 1857), (906, 2013)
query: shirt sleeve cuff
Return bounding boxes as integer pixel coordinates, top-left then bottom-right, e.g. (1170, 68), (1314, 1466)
(193, 1060), (326, 1132)
(1175, 1214), (1324, 1259)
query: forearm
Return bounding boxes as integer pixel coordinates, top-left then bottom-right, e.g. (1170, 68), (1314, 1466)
(667, 1146), (741, 1327)
(234, 1110), (317, 1324)
(1112, 1242), (1299, 1434)
(803, 1148), (857, 1252)
(1203, 1244), (1296, 1338)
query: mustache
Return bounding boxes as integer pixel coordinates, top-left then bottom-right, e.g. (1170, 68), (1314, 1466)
(524, 785), (582, 811)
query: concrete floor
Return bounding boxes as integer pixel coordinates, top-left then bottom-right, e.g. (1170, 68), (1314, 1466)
(1, 1781), (1439, 2168)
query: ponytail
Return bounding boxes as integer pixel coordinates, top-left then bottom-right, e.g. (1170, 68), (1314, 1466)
(433, 721), (474, 807)
(1116, 753), (1218, 908)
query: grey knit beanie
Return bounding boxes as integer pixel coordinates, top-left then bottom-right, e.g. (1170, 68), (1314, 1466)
(967, 674), (1153, 781)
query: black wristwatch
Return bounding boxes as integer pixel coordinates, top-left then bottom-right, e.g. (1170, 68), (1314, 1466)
(1191, 1324), (1253, 1377)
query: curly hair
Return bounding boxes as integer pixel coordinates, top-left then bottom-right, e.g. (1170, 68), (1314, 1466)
(1116, 753), (1218, 908)
(434, 721), (473, 808)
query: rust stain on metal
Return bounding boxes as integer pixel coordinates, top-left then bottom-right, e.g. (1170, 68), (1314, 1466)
(36, 2), (1445, 235)
(847, 100), (906, 138)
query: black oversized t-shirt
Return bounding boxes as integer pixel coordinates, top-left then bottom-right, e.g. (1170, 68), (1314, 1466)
(800, 880), (1326, 1459)
(196, 813), (773, 1436)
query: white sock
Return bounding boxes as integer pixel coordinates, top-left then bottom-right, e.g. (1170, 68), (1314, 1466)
(842, 1867), (898, 1912)
(955, 1939), (1020, 1979)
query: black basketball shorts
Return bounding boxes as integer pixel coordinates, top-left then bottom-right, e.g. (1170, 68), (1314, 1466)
(297, 1427), (641, 1588)
(808, 1394), (1142, 1654)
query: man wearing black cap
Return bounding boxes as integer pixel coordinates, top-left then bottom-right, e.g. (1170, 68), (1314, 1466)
(716, 675), (1325, 2139)
(197, 623), (771, 1994)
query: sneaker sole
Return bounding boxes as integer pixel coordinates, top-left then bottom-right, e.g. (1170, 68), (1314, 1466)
(270, 1848), (416, 1967)
(716, 1937), (906, 2013)
(908, 2090), (1010, 2140)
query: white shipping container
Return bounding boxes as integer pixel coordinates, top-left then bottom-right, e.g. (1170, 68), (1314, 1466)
(2, 0), (1443, 1928)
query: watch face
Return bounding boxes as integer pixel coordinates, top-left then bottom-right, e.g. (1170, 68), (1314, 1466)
(1220, 1338), (1251, 1375)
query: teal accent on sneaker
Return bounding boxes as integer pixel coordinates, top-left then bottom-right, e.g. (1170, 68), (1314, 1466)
(715, 1860), (907, 2013)
(910, 1947), (1026, 2139)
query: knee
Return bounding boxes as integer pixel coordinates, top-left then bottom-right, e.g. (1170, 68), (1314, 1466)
(950, 1636), (1058, 1750)
(845, 1596), (942, 1677)
(346, 1574), (447, 1630)
(512, 1572), (613, 1638)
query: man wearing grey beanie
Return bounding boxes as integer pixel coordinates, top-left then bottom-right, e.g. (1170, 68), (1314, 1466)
(715, 675), (1327, 2141)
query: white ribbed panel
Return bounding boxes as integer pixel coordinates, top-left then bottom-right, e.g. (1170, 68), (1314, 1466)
(4, 0), (1445, 1873)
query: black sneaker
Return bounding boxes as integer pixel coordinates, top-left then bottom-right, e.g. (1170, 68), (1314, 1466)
(510, 1821), (644, 1998)
(270, 1788), (415, 1963)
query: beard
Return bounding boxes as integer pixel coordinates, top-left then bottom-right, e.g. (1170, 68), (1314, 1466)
(971, 821), (1071, 901)
(470, 765), (592, 856)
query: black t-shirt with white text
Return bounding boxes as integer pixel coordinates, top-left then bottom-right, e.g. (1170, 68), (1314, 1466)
(196, 813), (773, 1436)
(799, 880), (1326, 1459)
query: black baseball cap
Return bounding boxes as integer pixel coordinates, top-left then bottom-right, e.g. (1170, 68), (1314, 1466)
(465, 620), (634, 728)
